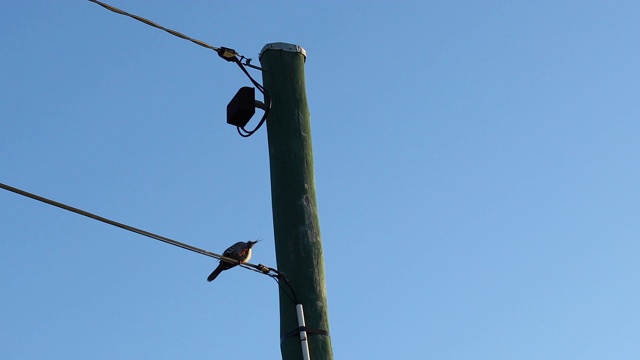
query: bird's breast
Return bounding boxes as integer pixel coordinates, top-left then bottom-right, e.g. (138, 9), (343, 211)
(240, 248), (252, 263)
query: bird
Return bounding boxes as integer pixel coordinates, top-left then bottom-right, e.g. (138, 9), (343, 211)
(207, 240), (259, 282)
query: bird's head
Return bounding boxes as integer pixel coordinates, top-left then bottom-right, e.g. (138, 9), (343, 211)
(247, 240), (260, 248)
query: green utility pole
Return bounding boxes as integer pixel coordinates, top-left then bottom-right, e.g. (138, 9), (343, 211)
(259, 43), (333, 360)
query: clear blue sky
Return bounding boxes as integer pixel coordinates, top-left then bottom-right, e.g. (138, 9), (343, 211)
(2, 1), (639, 359)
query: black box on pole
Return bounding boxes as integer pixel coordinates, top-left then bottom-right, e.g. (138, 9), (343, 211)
(226, 87), (256, 128)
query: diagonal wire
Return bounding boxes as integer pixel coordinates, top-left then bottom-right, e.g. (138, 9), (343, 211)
(88, 0), (271, 137)
(88, 0), (220, 52)
(0, 182), (268, 274)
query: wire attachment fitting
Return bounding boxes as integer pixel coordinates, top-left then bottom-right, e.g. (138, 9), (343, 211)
(217, 47), (239, 62)
(256, 264), (270, 274)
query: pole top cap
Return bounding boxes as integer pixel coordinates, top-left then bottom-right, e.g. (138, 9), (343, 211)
(260, 42), (307, 60)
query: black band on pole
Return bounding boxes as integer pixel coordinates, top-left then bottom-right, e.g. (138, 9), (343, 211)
(280, 326), (330, 345)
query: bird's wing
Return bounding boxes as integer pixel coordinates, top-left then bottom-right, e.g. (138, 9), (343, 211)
(223, 241), (245, 257)
(223, 246), (236, 256)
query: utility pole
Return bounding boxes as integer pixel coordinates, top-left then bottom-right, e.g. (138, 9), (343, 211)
(259, 43), (333, 360)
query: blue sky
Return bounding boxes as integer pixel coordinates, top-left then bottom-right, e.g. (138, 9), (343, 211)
(2, 1), (639, 359)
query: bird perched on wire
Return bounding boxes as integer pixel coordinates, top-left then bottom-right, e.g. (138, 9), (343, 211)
(207, 240), (259, 282)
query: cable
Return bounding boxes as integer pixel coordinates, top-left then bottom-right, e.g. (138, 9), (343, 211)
(88, 0), (272, 138)
(267, 267), (299, 304)
(0, 182), (264, 274)
(2, 180), (306, 337)
(88, 0), (219, 52)
(234, 60), (272, 138)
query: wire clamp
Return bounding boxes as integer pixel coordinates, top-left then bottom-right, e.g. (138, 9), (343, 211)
(217, 47), (239, 62)
(256, 263), (270, 274)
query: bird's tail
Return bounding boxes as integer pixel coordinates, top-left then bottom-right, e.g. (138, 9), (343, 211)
(207, 267), (223, 282)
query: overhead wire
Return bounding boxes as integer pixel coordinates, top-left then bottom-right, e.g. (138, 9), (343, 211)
(88, 0), (271, 137)
(0, 182), (269, 275)
(88, 0), (220, 52)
